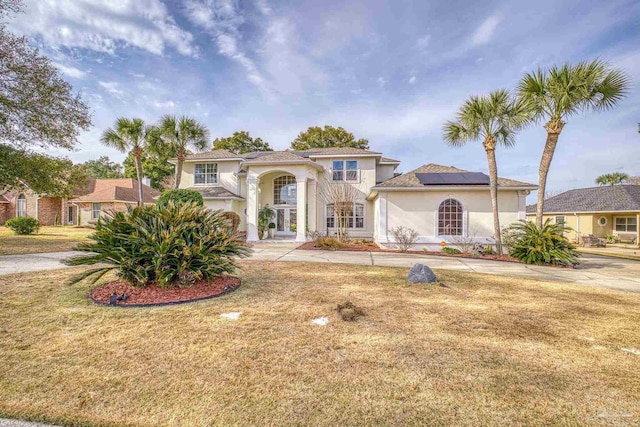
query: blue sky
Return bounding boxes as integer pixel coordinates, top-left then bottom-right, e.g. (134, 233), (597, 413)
(8, 0), (640, 193)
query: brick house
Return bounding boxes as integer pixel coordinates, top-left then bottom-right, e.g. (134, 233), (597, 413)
(0, 179), (159, 226)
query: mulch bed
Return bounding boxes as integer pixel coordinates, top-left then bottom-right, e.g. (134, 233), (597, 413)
(90, 275), (241, 307)
(298, 241), (521, 263)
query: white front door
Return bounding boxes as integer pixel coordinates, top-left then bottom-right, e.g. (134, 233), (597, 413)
(275, 207), (297, 235)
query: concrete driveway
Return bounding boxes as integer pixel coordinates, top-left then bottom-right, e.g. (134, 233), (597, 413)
(1, 245), (640, 293)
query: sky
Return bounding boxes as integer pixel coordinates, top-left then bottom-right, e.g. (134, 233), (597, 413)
(6, 0), (640, 193)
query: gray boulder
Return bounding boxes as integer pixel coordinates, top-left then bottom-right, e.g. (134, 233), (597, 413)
(407, 263), (437, 283)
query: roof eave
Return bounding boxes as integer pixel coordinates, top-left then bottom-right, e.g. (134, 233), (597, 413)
(371, 185), (537, 191)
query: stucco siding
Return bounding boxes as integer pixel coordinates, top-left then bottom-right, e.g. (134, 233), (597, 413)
(181, 161), (240, 194)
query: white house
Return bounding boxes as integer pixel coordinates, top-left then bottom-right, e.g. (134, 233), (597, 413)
(175, 147), (536, 250)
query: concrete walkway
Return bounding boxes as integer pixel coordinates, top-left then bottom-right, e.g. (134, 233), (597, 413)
(1, 245), (640, 293)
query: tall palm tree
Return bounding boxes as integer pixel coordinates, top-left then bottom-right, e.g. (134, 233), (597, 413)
(157, 115), (210, 188)
(517, 59), (630, 228)
(443, 90), (532, 254)
(595, 172), (629, 186)
(100, 117), (149, 206)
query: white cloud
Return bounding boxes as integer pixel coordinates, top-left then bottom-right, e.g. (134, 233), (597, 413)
(152, 100), (176, 109)
(409, 75), (417, 84)
(471, 14), (502, 45)
(53, 62), (86, 79)
(10, 0), (196, 56)
(376, 76), (387, 87)
(98, 81), (124, 96)
(415, 34), (430, 50)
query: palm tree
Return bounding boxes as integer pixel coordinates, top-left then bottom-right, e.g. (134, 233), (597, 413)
(595, 172), (629, 186)
(443, 89), (532, 254)
(157, 115), (210, 188)
(100, 118), (150, 206)
(517, 59), (630, 227)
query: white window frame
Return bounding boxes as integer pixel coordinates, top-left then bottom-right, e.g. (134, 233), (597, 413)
(194, 163), (218, 185)
(326, 202), (365, 230)
(273, 175), (297, 205)
(91, 203), (101, 220)
(614, 216), (637, 233)
(437, 198), (464, 236)
(331, 160), (359, 182)
(16, 194), (26, 217)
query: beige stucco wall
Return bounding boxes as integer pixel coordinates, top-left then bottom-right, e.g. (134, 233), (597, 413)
(380, 189), (525, 249)
(376, 164), (397, 184)
(180, 160), (241, 194)
(527, 212), (640, 243)
(76, 202), (134, 226)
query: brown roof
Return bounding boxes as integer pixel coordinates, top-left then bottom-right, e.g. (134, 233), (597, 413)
(526, 185), (640, 214)
(294, 147), (381, 156)
(380, 156), (400, 163)
(376, 164), (536, 188)
(187, 187), (244, 199)
(242, 151), (308, 163)
(184, 149), (243, 161)
(71, 179), (159, 203)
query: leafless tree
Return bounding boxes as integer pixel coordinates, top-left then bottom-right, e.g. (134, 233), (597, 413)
(318, 172), (363, 242)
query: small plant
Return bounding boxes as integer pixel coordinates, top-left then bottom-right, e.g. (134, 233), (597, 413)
(603, 233), (617, 244)
(54, 213), (60, 227)
(450, 233), (478, 254)
(6, 216), (40, 235)
(508, 220), (579, 266)
(337, 301), (365, 321)
(390, 226), (419, 252)
(221, 211), (241, 231)
(258, 205), (275, 239)
(485, 245), (494, 255)
(307, 230), (323, 243)
(65, 202), (251, 288)
(157, 189), (204, 207)
(316, 236), (344, 250)
(268, 222), (276, 229)
(441, 247), (462, 255)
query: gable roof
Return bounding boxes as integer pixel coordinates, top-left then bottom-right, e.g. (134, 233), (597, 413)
(71, 179), (159, 204)
(183, 149), (244, 161)
(376, 164), (536, 189)
(526, 185), (640, 214)
(184, 147), (384, 163)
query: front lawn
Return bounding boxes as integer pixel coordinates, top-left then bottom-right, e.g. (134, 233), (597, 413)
(0, 226), (92, 255)
(0, 262), (638, 426)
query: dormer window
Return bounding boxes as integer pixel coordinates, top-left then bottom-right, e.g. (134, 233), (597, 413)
(195, 163), (218, 185)
(332, 160), (358, 182)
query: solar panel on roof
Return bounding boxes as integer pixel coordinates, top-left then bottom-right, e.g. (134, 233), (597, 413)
(415, 172), (490, 186)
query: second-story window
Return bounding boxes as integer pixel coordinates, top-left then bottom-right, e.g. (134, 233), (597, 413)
(332, 160), (358, 182)
(194, 163), (218, 185)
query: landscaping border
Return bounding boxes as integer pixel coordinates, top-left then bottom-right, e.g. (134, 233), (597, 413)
(89, 277), (241, 308)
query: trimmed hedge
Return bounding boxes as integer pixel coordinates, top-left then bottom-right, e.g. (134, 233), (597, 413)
(157, 189), (204, 207)
(5, 216), (40, 235)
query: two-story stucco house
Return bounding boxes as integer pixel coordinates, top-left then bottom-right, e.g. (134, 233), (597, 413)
(175, 147), (536, 250)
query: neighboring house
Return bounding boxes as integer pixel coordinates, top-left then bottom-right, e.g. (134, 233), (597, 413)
(0, 179), (159, 227)
(175, 147), (535, 250)
(526, 185), (640, 244)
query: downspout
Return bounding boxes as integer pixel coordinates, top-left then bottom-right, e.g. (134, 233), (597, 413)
(574, 213), (579, 244)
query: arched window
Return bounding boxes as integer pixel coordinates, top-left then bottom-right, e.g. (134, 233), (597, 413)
(273, 175), (297, 205)
(438, 199), (463, 236)
(16, 194), (26, 217)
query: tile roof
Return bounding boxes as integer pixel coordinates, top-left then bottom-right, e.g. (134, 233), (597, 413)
(187, 186), (244, 199)
(376, 163), (536, 188)
(294, 147), (381, 156)
(526, 185), (640, 213)
(242, 151), (308, 163)
(71, 179), (159, 204)
(184, 149), (242, 160)
(380, 156), (400, 163)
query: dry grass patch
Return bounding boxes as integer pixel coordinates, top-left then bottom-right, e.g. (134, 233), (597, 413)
(0, 261), (639, 426)
(0, 226), (92, 255)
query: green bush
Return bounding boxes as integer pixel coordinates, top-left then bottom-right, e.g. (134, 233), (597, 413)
(157, 189), (204, 207)
(508, 220), (579, 266)
(5, 216), (40, 235)
(65, 202), (252, 288)
(316, 236), (344, 250)
(441, 247), (462, 255)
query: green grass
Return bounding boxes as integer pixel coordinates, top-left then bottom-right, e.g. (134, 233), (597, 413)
(0, 226), (92, 255)
(0, 261), (639, 426)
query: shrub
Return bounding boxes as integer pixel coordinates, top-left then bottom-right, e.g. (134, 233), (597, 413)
(390, 226), (419, 252)
(6, 216), (40, 235)
(508, 220), (579, 266)
(258, 205), (275, 239)
(65, 202), (252, 288)
(316, 236), (344, 250)
(441, 247), (462, 255)
(221, 211), (241, 231)
(157, 189), (204, 207)
(307, 230), (323, 243)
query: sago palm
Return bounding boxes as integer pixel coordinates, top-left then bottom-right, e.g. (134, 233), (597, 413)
(595, 172), (628, 186)
(157, 115), (210, 188)
(443, 89), (532, 254)
(100, 117), (150, 206)
(517, 59), (630, 227)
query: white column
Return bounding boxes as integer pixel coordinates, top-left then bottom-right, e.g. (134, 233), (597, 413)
(307, 179), (317, 233)
(377, 192), (388, 243)
(296, 176), (307, 242)
(246, 177), (259, 241)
